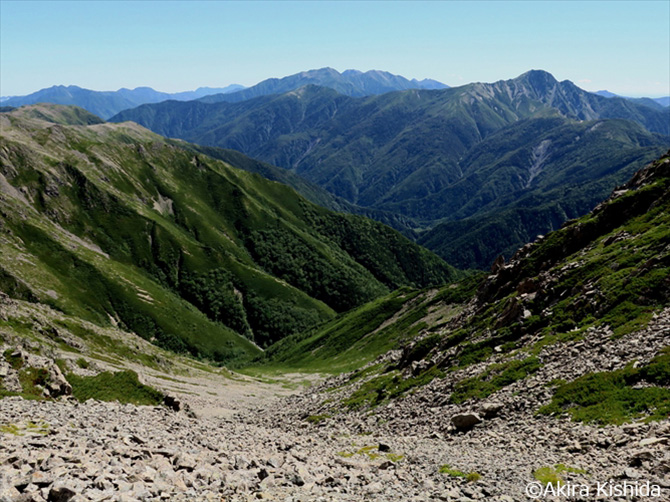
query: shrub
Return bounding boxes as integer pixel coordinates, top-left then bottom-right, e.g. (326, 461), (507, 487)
(67, 370), (164, 405)
(439, 464), (481, 482)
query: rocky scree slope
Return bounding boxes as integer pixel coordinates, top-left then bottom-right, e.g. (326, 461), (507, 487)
(3, 279), (665, 502)
(250, 152), (670, 498)
(0, 104), (457, 361)
(0, 286), (342, 502)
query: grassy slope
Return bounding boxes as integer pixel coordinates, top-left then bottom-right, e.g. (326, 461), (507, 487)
(0, 105), (457, 361)
(258, 274), (483, 373)
(263, 152), (670, 423)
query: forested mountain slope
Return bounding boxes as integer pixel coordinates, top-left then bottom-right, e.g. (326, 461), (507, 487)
(272, 149), (670, 435)
(111, 71), (670, 268)
(0, 105), (458, 361)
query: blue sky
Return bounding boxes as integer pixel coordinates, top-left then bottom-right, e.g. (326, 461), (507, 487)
(1, 0), (669, 97)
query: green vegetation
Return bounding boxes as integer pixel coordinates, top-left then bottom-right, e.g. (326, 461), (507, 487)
(259, 288), (419, 372)
(337, 445), (404, 462)
(0, 423), (22, 435)
(533, 466), (563, 486)
(67, 370), (165, 405)
(76, 358), (90, 369)
(417, 153), (670, 386)
(3, 349), (23, 370)
(111, 71), (669, 270)
(539, 348), (670, 424)
(305, 414), (331, 424)
(343, 365), (444, 410)
(439, 464), (481, 482)
(259, 274), (482, 374)
(0, 366), (48, 400)
(25, 421), (50, 435)
(0, 362), (52, 401)
(450, 357), (541, 404)
(533, 464), (588, 486)
(18, 367), (50, 398)
(0, 106), (456, 362)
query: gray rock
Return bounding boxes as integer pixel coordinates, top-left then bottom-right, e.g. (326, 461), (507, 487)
(173, 453), (197, 472)
(479, 402), (503, 419)
(639, 437), (666, 447)
(47, 481), (77, 502)
(451, 413), (482, 430)
(45, 363), (72, 397)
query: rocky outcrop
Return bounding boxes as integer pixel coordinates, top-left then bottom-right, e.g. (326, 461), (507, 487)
(477, 152), (670, 306)
(0, 347), (72, 399)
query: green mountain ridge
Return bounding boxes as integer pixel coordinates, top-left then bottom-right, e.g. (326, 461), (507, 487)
(111, 70), (670, 268)
(0, 104), (458, 362)
(180, 143), (419, 237)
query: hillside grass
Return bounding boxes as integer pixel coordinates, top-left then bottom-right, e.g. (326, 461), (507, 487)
(67, 370), (164, 406)
(539, 348), (670, 424)
(253, 274), (482, 374)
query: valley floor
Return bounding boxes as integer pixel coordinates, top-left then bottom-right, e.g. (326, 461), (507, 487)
(1, 353), (669, 502)
(0, 299), (669, 501)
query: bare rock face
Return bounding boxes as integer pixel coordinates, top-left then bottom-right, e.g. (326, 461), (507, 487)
(451, 413), (482, 431)
(1, 348), (72, 398)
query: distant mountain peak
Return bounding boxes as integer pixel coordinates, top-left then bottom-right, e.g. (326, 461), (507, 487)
(195, 68), (449, 104)
(2, 84), (246, 119)
(515, 69), (559, 89)
(301, 67), (340, 77)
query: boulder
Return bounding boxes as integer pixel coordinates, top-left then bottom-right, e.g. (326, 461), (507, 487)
(48, 481), (77, 502)
(479, 402), (503, 419)
(173, 452), (197, 472)
(163, 395), (181, 412)
(451, 413), (482, 431)
(46, 363), (72, 397)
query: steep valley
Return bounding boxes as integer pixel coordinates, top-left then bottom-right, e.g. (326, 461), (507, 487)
(0, 105), (456, 361)
(0, 94), (669, 501)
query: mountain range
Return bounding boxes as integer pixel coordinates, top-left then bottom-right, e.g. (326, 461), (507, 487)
(196, 67), (448, 104)
(0, 84), (245, 120)
(1, 62), (670, 501)
(0, 104), (457, 361)
(111, 70), (670, 268)
(0, 68), (447, 120)
(595, 90), (670, 110)
(265, 150), (670, 384)
(1, 150), (668, 502)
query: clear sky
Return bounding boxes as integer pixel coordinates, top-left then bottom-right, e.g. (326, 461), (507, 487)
(1, 0), (669, 98)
